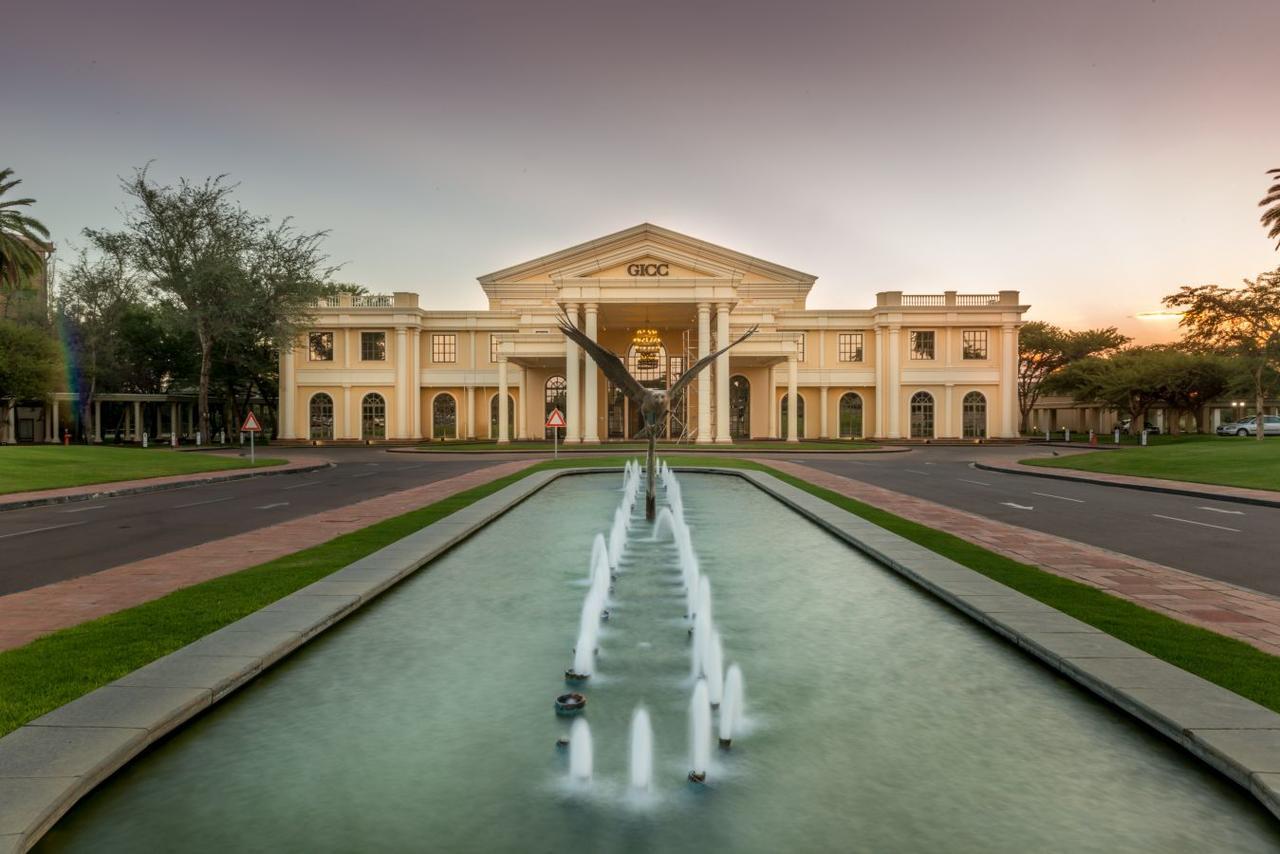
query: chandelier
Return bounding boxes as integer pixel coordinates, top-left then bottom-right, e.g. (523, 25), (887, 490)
(631, 327), (662, 370)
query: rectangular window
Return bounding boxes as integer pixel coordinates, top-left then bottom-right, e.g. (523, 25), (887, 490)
(837, 332), (864, 362)
(308, 331), (333, 361)
(360, 331), (386, 361)
(432, 334), (457, 363)
(490, 334), (500, 363)
(962, 329), (989, 360)
(796, 333), (806, 362)
(909, 330), (935, 360)
(669, 356), (685, 378)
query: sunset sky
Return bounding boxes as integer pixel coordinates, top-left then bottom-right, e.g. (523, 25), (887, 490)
(5, 0), (1278, 342)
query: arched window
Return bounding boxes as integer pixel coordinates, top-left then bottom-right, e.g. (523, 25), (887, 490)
(838, 392), (863, 439)
(781, 393), (805, 440)
(545, 376), (567, 440)
(432, 393), (457, 439)
(490, 393), (514, 439)
(625, 341), (669, 385)
(963, 391), (987, 439)
(361, 393), (386, 440)
(729, 376), (750, 439)
(308, 393), (334, 440)
(910, 391), (934, 439)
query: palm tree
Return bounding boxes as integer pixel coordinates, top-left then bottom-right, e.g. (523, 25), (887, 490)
(1262, 167), (1280, 249)
(0, 167), (51, 290)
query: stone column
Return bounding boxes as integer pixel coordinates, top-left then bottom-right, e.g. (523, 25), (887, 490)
(887, 326), (901, 438)
(5, 400), (14, 444)
(95, 399), (103, 443)
(411, 329), (421, 440)
(1001, 323), (1017, 437)
(517, 367), (528, 440)
(466, 385), (477, 439)
(715, 303), (732, 443)
(133, 400), (142, 442)
(395, 327), (408, 440)
(280, 346), (297, 439)
(873, 327), (885, 438)
(696, 303), (712, 443)
(343, 385), (353, 439)
(786, 356), (799, 442)
(583, 303), (600, 443)
(497, 357), (510, 444)
(945, 383), (955, 438)
(769, 369), (778, 438)
(169, 402), (178, 439)
(819, 386), (829, 439)
(563, 303), (580, 443)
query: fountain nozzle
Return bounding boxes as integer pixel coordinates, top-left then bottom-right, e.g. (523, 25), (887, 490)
(688, 771), (707, 784)
(718, 738), (732, 749)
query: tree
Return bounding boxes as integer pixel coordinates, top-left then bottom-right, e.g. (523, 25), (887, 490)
(1164, 271), (1280, 441)
(1049, 347), (1167, 435)
(1145, 348), (1233, 435)
(0, 320), (59, 403)
(0, 168), (50, 291)
(85, 168), (333, 439)
(1261, 168), (1280, 249)
(1018, 321), (1129, 433)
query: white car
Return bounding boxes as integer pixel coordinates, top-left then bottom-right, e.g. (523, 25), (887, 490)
(1217, 415), (1280, 436)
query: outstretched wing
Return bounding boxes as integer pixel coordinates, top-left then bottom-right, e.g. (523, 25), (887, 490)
(669, 324), (760, 399)
(555, 309), (649, 403)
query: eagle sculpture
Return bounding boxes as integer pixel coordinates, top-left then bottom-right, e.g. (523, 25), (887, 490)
(557, 309), (758, 519)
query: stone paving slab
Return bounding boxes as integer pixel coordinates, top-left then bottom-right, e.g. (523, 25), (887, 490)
(976, 457), (1280, 508)
(0, 459), (538, 652)
(0, 456), (332, 513)
(761, 459), (1280, 657)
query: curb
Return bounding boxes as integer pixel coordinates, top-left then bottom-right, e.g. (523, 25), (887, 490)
(0, 462), (334, 514)
(974, 461), (1280, 509)
(386, 446), (910, 456)
(5, 464), (1279, 848)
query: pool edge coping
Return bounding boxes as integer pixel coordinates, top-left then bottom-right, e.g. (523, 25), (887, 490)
(3, 464), (1279, 847)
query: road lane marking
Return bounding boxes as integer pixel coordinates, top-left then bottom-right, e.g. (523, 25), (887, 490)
(1198, 506), (1245, 516)
(904, 469), (931, 475)
(350, 472), (378, 479)
(255, 502), (289, 510)
(61, 505), (107, 513)
(0, 521), (87, 540)
(958, 478), (991, 486)
(1152, 514), (1240, 533)
(1001, 502), (1034, 510)
(1032, 492), (1085, 503)
(282, 480), (323, 491)
(174, 496), (233, 509)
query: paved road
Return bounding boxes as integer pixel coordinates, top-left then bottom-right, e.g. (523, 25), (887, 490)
(0, 449), (517, 596)
(791, 446), (1280, 596)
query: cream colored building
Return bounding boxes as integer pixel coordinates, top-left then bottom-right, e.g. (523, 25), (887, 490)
(278, 224), (1028, 443)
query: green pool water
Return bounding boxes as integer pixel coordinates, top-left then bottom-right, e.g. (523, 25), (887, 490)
(37, 473), (1280, 852)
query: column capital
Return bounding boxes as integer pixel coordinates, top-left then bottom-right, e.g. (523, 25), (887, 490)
(583, 302), (598, 314)
(697, 301), (711, 313)
(715, 301), (731, 312)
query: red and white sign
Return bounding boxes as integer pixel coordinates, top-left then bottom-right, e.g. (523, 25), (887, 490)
(545, 408), (566, 429)
(241, 411), (263, 433)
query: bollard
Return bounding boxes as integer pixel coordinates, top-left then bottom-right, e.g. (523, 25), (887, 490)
(142, 432), (148, 449)
(171, 432), (178, 448)
(1089, 430), (1096, 446)
(1114, 427), (1121, 444)
(196, 430), (202, 446)
(1064, 428), (1070, 443)
(62, 428), (70, 446)
(1141, 429), (1148, 447)
(219, 430), (225, 445)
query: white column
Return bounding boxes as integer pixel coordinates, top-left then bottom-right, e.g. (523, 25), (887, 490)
(696, 303), (712, 443)
(819, 386), (829, 439)
(497, 357), (510, 444)
(786, 356), (799, 442)
(169, 402), (177, 439)
(1001, 323), (1017, 437)
(583, 303), (600, 443)
(411, 330), (421, 439)
(343, 385), (353, 439)
(873, 327), (885, 438)
(715, 303), (731, 443)
(945, 383), (955, 438)
(395, 327), (408, 440)
(94, 399), (103, 443)
(517, 367), (528, 440)
(887, 326), (901, 438)
(132, 400), (142, 442)
(466, 385), (477, 439)
(563, 303), (580, 443)
(281, 346), (297, 439)
(768, 369), (778, 438)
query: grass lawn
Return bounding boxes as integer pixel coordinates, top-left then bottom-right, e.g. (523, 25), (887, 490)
(4, 454), (1280, 737)
(412, 439), (881, 453)
(0, 446), (285, 495)
(1022, 434), (1280, 491)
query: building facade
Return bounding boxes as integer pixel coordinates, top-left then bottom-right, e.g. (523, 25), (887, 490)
(278, 224), (1028, 443)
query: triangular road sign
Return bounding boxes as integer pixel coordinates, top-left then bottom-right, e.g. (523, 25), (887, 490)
(241, 410), (262, 432)
(545, 408), (566, 429)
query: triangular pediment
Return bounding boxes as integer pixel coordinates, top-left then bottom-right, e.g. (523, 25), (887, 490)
(477, 223), (816, 287)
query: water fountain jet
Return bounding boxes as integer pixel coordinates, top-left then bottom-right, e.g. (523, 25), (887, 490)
(688, 679), (712, 783)
(629, 707), (654, 791)
(569, 718), (593, 782)
(719, 664), (745, 747)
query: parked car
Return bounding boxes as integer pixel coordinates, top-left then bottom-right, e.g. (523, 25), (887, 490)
(1217, 415), (1280, 436)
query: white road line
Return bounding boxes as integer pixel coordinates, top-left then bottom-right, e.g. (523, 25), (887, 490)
(255, 502), (289, 510)
(1000, 502), (1034, 510)
(174, 496), (233, 509)
(350, 472), (378, 479)
(958, 478), (991, 486)
(281, 480), (323, 491)
(1198, 506), (1245, 516)
(1152, 513), (1241, 533)
(0, 521), (87, 540)
(1032, 491), (1085, 504)
(61, 505), (107, 513)
(904, 469), (931, 475)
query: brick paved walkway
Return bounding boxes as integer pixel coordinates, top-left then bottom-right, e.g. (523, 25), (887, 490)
(977, 456), (1280, 506)
(0, 460), (536, 652)
(761, 459), (1280, 658)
